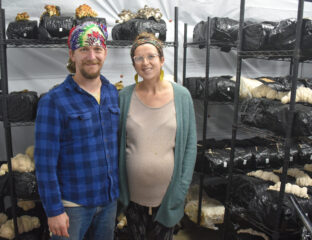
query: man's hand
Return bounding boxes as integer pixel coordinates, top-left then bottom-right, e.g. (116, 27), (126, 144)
(48, 212), (70, 237)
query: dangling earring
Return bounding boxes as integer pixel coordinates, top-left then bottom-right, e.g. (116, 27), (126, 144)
(134, 73), (139, 84)
(160, 69), (164, 81)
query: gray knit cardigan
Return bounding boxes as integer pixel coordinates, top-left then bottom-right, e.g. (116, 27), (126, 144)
(118, 82), (197, 227)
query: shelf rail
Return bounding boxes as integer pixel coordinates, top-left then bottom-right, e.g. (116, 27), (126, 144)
(0, 5), (20, 240)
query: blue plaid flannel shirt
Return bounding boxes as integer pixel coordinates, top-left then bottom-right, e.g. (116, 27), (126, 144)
(34, 75), (119, 217)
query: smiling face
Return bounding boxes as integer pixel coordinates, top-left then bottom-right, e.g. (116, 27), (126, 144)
(69, 45), (107, 80)
(133, 43), (164, 82)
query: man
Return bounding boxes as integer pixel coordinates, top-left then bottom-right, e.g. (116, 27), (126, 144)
(34, 22), (119, 240)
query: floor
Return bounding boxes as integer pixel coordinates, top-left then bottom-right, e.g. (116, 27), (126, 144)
(116, 216), (223, 240)
(174, 226), (222, 240)
(174, 217), (222, 240)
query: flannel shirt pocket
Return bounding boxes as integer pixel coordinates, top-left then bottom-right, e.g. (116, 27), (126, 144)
(67, 112), (95, 140)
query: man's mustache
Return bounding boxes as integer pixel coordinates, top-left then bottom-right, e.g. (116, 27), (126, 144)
(83, 60), (99, 65)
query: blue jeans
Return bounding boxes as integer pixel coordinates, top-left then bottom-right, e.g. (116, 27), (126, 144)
(51, 200), (117, 240)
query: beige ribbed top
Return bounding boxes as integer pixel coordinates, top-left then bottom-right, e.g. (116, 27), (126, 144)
(126, 92), (176, 207)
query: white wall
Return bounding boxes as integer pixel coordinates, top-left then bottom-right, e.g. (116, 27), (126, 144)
(1, 0), (312, 160)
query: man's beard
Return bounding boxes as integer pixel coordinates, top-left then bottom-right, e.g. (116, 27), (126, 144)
(80, 61), (101, 79)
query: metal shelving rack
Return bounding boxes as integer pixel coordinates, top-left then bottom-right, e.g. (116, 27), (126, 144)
(182, 17), (211, 225)
(182, 1), (312, 239)
(222, 0), (311, 240)
(182, 15), (241, 229)
(0, 3), (179, 239)
(1, 39), (176, 48)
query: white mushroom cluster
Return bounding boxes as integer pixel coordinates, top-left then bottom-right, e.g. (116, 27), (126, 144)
(247, 170), (280, 183)
(237, 228), (269, 240)
(116, 5), (163, 23)
(0, 145), (35, 176)
(17, 200), (36, 211)
(184, 185), (225, 230)
(230, 76), (312, 105)
(0, 153), (35, 176)
(267, 182), (309, 199)
(274, 167), (312, 187)
(0, 215), (40, 239)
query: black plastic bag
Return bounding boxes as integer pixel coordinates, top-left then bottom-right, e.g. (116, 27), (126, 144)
(6, 20), (38, 39)
(184, 76), (235, 101)
(231, 175), (271, 209)
(240, 98), (312, 137)
(207, 76), (235, 101)
(243, 21), (277, 51)
(204, 147), (254, 175)
(231, 174), (312, 234)
(298, 77), (312, 89)
(298, 142), (312, 164)
(268, 18), (297, 50)
(240, 98), (289, 136)
(211, 17), (239, 42)
(275, 141), (299, 166)
(251, 145), (281, 169)
(230, 204), (302, 240)
(256, 76), (307, 92)
(193, 17), (239, 49)
(255, 76), (293, 92)
(13, 172), (39, 200)
(202, 175), (228, 203)
(39, 15), (74, 39)
(302, 19), (312, 50)
(112, 18), (166, 41)
(193, 20), (207, 47)
(74, 17), (107, 27)
(194, 154), (212, 175)
(0, 171), (8, 197)
(292, 104), (312, 136)
(241, 98), (312, 136)
(0, 91), (38, 122)
(184, 77), (205, 99)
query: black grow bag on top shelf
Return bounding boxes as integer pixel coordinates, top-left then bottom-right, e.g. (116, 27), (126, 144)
(38, 15), (74, 40)
(6, 20), (38, 39)
(74, 17), (107, 27)
(267, 18), (312, 51)
(112, 18), (167, 41)
(242, 21), (277, 51)
(193, 17), (239, 50)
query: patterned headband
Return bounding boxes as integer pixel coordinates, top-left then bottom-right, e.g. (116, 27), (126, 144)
(131, 38), (163, 58)
(68, 21), (108, 50)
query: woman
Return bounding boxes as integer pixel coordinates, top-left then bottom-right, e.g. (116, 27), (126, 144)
(118, 32), (197, 240)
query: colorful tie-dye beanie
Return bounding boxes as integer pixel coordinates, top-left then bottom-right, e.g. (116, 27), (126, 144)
(67, 21), (108, 50)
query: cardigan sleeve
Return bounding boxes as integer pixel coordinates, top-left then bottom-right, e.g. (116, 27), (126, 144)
(180, 90), (197, 192)
(118, 85), (135, 210)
